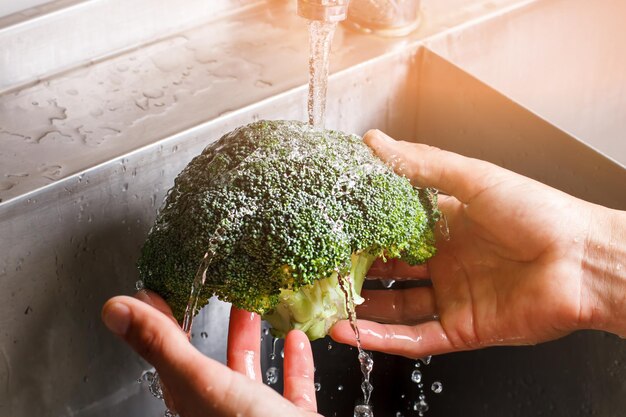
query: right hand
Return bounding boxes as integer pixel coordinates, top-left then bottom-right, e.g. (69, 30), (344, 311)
(331, 129), (626, 358)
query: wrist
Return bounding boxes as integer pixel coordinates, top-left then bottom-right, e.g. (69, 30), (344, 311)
(580, 206), (626, 337)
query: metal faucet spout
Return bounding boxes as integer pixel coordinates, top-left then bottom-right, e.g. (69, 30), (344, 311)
(297, 0), (350, 22)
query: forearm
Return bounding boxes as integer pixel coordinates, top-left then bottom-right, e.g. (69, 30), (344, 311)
(582, 206), (626, 337)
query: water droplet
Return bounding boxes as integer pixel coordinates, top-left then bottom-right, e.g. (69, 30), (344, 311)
(314, 382), (321, 392)
(200, 331), (208, 339)
(263, 328), (269, 336)
(143, 88), (164, 99)
(337, 385), (344, 391)
(395, 413), (404, 417)
(413, 399), (429, 413)
(431, 381), (443, 394)
(164, 409), (176, 417)
(328, 341), (333, 350)
(419, 355), (432, 365)
(266, 366), (278, 385)
(353, 404), (373, 417)
(0, 181), (15, 191)
(270, 337), (279, 360)
(280, 348), (284, 358)
(135, 280), (144, 291)
(143, 370), (164, 399)
(254, 79), (273, 88)
(380, 279), (395, 288)
(135, 97), (149, 110)
(411, 370), (422, 384)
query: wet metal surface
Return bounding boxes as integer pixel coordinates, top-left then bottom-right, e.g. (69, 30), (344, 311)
(0, 0), (526, 204)
(426, 0), (626, 166)
(0, 0), (625, 416)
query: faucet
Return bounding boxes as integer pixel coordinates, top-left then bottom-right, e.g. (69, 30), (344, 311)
(297, 0), (350, 22)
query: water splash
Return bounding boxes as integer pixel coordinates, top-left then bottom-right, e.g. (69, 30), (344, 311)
(338, 274), (375, 414)
(413, 399), (429, 413)
(266, 366), (279, 385)
(354, 404), (374, 417)
(419, 355), (432, 365)
(411, 370), (422, 384)
(270, 337), (279, 361)
(431, 381), (443, 394)
(307, 20), (337, 128)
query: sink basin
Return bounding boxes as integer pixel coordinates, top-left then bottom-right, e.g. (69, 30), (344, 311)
(0, 1), (624, 416)
(426, 0), (626, 166)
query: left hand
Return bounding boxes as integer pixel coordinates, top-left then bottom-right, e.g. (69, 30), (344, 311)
(101, 291), (320, 417)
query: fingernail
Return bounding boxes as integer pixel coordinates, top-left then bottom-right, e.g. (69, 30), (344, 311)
(103, 302), (131, 336)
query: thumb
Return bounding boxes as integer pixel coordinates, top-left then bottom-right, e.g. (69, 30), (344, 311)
(102, 296), (300, 417)
(363, 129), (505, 204)
(102, 296), (200, 374)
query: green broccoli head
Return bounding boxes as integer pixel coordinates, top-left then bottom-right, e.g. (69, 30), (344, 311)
(138, 120), (439, 340)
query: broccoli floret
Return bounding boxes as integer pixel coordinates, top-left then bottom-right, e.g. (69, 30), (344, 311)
(138, 120), (439, 340)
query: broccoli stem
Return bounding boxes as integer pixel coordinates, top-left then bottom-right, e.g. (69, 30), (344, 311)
(262, 251), (377, 341)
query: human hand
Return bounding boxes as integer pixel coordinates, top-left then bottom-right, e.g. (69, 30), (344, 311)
(331, 129), (626, 358)
(102, 291), (320, 417)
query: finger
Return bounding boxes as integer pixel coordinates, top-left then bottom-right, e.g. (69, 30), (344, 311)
(227, 306), (263, 381)
(102, 296), (200, 372)
(367, 258), (429, 280)
(357, 287), (437, 324)
(134, 290), (180, 326)
(283, 330), (317, 412)
(102, 296), (300, 417)
(330, 319), (456, 359)
(363, 129), (506, 204)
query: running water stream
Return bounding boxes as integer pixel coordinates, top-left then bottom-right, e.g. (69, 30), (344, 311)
(338, 274), (375, 417)
(307, 20), (337, 128)
(308, 18), (377, 414)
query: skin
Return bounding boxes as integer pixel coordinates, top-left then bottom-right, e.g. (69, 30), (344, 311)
(102, 129), (626, 416)
(332, 130), (626, 356)
(102, 291), (320, 417)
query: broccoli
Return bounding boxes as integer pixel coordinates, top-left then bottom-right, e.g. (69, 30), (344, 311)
(138, 120), (439, 341)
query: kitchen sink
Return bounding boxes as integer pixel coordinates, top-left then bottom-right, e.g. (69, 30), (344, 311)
(0, 1), (624, 416)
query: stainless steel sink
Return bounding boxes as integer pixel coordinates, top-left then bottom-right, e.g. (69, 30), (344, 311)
(0, 1), (624, 416)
